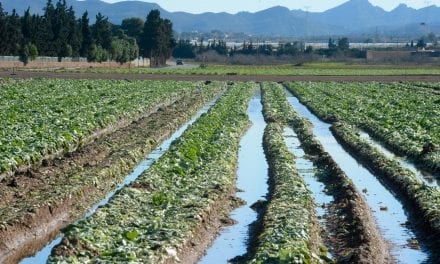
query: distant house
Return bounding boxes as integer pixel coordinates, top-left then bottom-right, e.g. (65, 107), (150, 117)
(366, 50), (411, 61)
(366, 50), (440, 61)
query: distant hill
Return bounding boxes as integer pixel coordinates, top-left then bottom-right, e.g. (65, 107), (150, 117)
(2, 0), (440, 37)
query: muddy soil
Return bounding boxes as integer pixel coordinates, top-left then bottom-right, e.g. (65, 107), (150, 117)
(284, 94), (392, 263)
(166, 186), (242, 264)
(0, 89), (218, 264)
(2, 70), (440, 82)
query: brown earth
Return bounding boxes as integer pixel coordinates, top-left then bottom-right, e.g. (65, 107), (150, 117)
(2, 70), (440, 82)
(0, 71), (427, 263)
(304, 145), (392, 264)
(50, 104), (250, 264)
(0, 88), (221, 264)
(165, 185), (243, 264)
(330, 123), (440, 261)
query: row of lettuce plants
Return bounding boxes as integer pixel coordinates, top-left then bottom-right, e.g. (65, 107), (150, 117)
(286, 82), (440, 173)
(331, 122), (440, 241)
(48, 82), (256, 263)
(0, 79), (205, 178)
(0, 82), (223, 228)
(248, 82), (325, 263)
(259, 82), (388, 263)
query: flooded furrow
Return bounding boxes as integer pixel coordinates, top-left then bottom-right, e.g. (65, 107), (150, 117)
(20, 96), (221, 264)
(199, 91), (268, 263)
(282, 127), (334, 258)
(282, 128), (333, 228)
(285, 90), (429, 263)
(359, 131), (440, 188)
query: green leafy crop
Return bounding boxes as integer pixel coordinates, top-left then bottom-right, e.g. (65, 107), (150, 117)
(0, 79), (199, 177)
(48, 82), (256, 263)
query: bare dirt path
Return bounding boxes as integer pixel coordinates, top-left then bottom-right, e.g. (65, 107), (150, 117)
(2, 70), (440, 82)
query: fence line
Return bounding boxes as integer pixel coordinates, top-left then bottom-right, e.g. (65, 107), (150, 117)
(0, 56), (90, 62)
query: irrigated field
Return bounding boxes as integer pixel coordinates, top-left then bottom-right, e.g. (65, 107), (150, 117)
(0, 79), (207, 179)
(0, 78), (439, 264)
(287, 82), (440, 172)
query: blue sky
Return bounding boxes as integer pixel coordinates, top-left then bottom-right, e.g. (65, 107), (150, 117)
(102, 0), (440, 13)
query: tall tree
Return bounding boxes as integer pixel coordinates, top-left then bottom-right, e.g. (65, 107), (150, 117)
(53, 0), (72, 60)
(32, 14), (49, 54)
(328, 38), (337, 49)
(154, 18), (175, 65)
(141, 10), (175, 67)
(110, 35), (138, 64)
(80, 11), (92, 58)
(172, 39), (195, 59)
(121, 17), (143, 47)
(141, 9), (161, 60)
(6, 9), (23, 55)
(92, 13), (112, 50)
(338, 37), (350, 51)
(42, 0), (56, 55)
(0, 2), (171, 63)
(21, 8), (32, 44)
(0, 3), (8, 54)
(66, 6), (81, 57)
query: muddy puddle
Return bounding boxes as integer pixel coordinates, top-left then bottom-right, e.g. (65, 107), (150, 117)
(359, 131), (440, 188)
(20, 96), (221, 264)
(199, 91), (268, 264)
(285, 90), (429, 263)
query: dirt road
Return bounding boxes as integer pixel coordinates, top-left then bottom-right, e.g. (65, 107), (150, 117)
(2, 70), (440, 82)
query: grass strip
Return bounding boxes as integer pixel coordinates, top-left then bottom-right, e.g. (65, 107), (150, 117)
(21, 64), (440, 76)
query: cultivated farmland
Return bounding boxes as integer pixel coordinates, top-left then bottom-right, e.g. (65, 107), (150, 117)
(0, 78), (439, 264)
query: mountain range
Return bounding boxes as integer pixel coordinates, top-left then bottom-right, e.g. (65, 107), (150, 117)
(2, 0), (440, 37)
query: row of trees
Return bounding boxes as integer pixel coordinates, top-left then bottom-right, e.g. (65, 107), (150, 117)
(172, 39), (314, 59)
(173, 34), (436, 61)
(173, 38), (339, 60)
(0, 1), (175, 66)
(172, 36), (364, 60)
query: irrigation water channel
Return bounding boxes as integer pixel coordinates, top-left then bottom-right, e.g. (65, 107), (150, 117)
(282, 127), (334, 259)
(282, 128), (334, 237)
(20, 95), (221, 264)
(359, 131), (440, 189)
(285, 89), (430, 263)
(199, 91), (268, 263)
